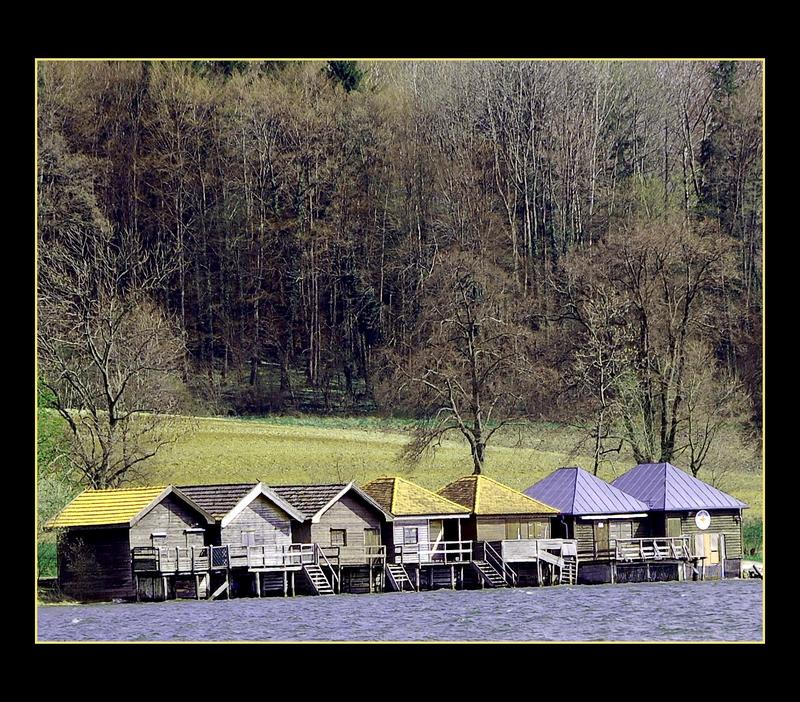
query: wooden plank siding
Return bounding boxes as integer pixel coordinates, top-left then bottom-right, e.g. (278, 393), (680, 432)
(58, 528), (134, 601)
(574, 518), (647, 561)
(309, 493), (384, 565)
(475, 516), (551, 542)
(672, 510), (743, 559)
(130, 493), (210, 549)
(220, 494), (293, 549)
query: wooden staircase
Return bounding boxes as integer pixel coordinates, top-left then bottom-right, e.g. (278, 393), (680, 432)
(303, 564), (334, 595)
(385, 563), (417, 592)
(472, 560), (508, 588)
(560, 559), (577, 585)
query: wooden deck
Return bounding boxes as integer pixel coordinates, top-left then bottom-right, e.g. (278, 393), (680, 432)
(614, 536), (692, 562)
(131, 543), (391, 576)
(391, 540), (474, 565)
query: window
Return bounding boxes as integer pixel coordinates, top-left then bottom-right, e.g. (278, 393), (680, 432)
(505, 520), (521, 539)
(667, 517), (682, 537)
(403, 527), (419, 545)
(532, 521), (550, 539)
(151, 532), (167, 548)
(240, 530), (256, 547)
(330, 529), (347, 547)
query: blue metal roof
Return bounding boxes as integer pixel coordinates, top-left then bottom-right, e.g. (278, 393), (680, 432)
(611, 463), (748, 511)
(524, 467), (649, 516)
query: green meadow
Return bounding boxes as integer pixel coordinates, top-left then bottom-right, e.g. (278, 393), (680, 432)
(37, 413), (764, 577)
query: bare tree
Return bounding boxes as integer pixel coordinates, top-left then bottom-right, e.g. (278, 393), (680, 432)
(376, 251), (552, 474)
(38, 138), (190, 488)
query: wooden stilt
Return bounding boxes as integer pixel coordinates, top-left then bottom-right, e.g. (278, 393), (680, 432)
(162, 576), (168, 601)
(536, 559), (542, 586)
(450, 565), (455, 590)
(415, 568), (420, 591)
(135, 575), (140, 602)
(195, 574), (201, 600)
(226, 571), (230, 599)
(291, 571), (295, 597)
(255, 572), (261, 597)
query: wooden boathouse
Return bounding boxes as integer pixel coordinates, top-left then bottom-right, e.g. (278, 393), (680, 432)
(177, 483), (313, 598)
(612, 463), (748, 580)
(46, 486), (216, 602)
(524, 467), (660, 584)
(361, 477), (471, 592)
(271, 483), (394, 594)
(437, 475), (578, 587)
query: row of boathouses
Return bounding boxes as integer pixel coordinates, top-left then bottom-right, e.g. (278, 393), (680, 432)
(45, 463), (748, 602)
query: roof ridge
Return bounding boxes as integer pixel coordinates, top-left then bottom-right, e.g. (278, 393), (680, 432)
(571, 467), (580, 512)
(391, 477), (399, 512)
(83, 485), (167, 493)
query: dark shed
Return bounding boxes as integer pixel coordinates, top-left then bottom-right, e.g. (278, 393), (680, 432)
(524, 467), (650, 583)
(272, 483), (393, 594)
(46, 486), (215, 601)
(612, 462), (748, 579)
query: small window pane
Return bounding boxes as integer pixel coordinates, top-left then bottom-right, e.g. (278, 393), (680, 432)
(403, 527), (419, 545)
(331, 529), (347, 547)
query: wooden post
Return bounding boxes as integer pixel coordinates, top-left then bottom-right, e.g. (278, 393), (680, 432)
(225, 570), (230, 599)
(255, 571), (261, 597)
(536, 558), (542, 586)
(646, 563), (651, 581)
(415, 568), (420, 591)
(162, 576), (168, 601)
(195, 574), (200, 600)
(611, 562), (616, 584)
(283, 570), (288, 597)
(291, 571), (295, 597)
(135, 575), (140, 602)
(450, 565), (455, 590)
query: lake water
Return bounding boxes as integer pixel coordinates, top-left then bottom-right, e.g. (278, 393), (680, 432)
(37, 579), (763, 642)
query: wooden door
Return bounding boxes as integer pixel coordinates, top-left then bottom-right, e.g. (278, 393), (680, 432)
(666, 517), (682, 537)
(594, 521), (610, 558)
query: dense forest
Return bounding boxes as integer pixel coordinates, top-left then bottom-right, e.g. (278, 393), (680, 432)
(37, 60), (762, 484)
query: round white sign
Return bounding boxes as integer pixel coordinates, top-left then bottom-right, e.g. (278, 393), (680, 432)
(695, 510), (711, 530)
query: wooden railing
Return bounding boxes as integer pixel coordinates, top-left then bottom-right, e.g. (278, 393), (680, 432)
(134, 543), (318, 573)
(392, 540), (474, 565)
(315, 544), (340, 592)
(365, 544), (386, 566)
(482, 541), (518, 586)
(614, 536), (692, 562)
(227, 543), (316, 569)
(498, 538), (578, 563)
(132, 546), (210, 574)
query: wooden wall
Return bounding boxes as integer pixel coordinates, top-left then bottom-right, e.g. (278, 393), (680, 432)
(574, 517), (647, 561)
(309, 493), (385, 565)
(220, 494), (293, 548)
(130, 493), (209, 549)
(475, 516), (551, 541)
(673, 509), (743, 559)
(58, 527), (133, 601)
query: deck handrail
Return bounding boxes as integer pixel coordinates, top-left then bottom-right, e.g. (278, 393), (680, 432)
(315, 544), (341, 591)
(614, 536), (691, 562)
(397, 540), (473, 564)
(483, 541), (517, 586)
(365, 544), (386, 565)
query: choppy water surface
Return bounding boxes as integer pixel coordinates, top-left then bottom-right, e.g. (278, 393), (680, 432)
(38, 579), (762, 642)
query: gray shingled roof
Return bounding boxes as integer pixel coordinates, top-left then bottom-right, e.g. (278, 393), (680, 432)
(271, 484), (350, 520)
(611, 463), (748, 511)
(524, 467), (649, 516)
(179, 483), (257, 520)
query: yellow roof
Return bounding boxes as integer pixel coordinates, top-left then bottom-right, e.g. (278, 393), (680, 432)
(437, 475), (558, 516)
(46, 486), (169, 528)
(361, 477), (468, 517)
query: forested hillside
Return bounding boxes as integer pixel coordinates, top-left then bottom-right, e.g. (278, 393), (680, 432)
(37, 60), (762, 484)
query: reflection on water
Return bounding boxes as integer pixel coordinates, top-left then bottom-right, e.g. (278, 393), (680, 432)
(37, 579), (762, 642)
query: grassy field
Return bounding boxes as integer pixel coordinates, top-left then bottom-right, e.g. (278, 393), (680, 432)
(37, 413), (764, 576)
